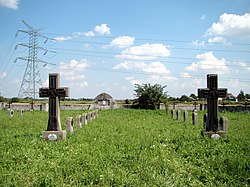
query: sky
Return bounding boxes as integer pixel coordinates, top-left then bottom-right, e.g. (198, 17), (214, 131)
(0, 0), (250, 99)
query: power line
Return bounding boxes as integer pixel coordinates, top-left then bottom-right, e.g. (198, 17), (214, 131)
(46, 46), (250, 68)
(42, 32), (250, 46)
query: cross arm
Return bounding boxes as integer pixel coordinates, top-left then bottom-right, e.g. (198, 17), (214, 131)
(198, 88), (210, 98)
(217, 88), (227, 98)
(39, 88), (49, 97)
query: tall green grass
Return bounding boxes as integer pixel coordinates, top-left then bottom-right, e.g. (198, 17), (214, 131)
(0, 109), (249, 186)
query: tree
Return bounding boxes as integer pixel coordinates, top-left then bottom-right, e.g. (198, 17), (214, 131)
(10, 97), (20, 103)
(189, 93), (197, 100)
(180, 95), (190, 102)
(0, 96), (7, 102)
(237, 90), (246, 102)
(133, 83), (168, 110)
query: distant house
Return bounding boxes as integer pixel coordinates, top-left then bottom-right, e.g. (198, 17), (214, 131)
(226, 93), (236, 101)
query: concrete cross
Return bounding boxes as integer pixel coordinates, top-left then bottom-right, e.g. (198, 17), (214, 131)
(39, 73), (69, 131)
(198, 74), (227, 132)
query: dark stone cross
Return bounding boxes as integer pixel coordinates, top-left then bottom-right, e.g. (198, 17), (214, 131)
(198, 74), (227, 132)
(39, 73), (69, 131)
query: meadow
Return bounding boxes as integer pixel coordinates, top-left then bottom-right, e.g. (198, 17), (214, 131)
(0, 109), (249, 186)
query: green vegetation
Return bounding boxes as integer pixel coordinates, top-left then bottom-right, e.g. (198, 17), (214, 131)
(133, 83), (167, 109)
(0, 109), (249, 186)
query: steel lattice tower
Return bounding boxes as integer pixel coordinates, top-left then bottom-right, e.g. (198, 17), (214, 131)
(15, 20), (51, 99)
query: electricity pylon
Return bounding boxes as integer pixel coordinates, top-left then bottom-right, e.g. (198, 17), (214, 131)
(15, 20), (53, 99)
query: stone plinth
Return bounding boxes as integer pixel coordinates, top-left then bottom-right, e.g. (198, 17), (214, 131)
(42, 130), (67, 141)
(201, 130), (227, 138)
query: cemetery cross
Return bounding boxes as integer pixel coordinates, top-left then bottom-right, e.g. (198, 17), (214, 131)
(198, 74), (227, 132)
(39, 73), (69, 131)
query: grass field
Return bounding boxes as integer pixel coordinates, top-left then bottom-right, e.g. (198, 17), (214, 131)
(0, 109), (249, 186)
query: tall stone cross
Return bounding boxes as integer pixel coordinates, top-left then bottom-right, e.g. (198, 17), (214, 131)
(39, 73), (69, 131)
(198, 74), (227, 132)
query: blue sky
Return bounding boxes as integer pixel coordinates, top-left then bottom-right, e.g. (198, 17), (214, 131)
(0, 0), (250, 99)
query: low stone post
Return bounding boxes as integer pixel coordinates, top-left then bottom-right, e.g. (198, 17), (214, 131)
(9, 109), (14, 118)
(192, 111), (198, 126)
(87, 112), (92, 122)
(219, 116), (228, 132)
(183, 111), (188, 123)
(171, 109), (176, 120)
(76, 115), (82, 129)
(20, 109), (24, 116)
(176, 110), (181, 121)
(66, 117), (74, 134)
(82, 114), (88, 125)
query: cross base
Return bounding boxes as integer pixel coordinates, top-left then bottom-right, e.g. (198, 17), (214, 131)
(41, 130), (67, 141)
(201, 130), (227, 138)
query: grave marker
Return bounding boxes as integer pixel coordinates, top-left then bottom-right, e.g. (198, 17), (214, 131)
(192, 111), (198, 126)
(183, 111), (188, 123)
(198, 74), (228, 137)
(20, 109), (24, 116)
(82, 113), (87, 125)
(76, 115), (82, 128)
(9, 109), (14, 118)
(39, 73), (69, 140)
(66, 117), (74, 134)
(176, 110), (181, 121)
(171, 109), (176, 120)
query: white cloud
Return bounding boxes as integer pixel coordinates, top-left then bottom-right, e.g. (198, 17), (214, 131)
(58, 59), (89, 88)
(94, 24), (111, 35)
(114, 61), (174, 84)
(125, 76), (141, 85)
(208, 36), (228, 44)
(83, 31), (95, 37)
(207, 13), (250, 37)
(0, 71), (7, 78)
(116, 43), (170, 60)
(59, 59), (89, 70)
(192, 40), (205, 47)
(0, 0), (19, 9)
(110, 36), (135, 48)
(114, 61), (170, 75)
(54, 36), (72, 42)
(186, 51), (229, 74)
(181, 72), (191, 78)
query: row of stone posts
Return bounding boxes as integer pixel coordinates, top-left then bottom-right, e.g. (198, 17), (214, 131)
(170, 109), (198, 126)
(66, 110), (98, 134)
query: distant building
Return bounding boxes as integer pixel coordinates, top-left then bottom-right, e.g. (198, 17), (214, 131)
(90, 92), (117, 109)
(226, 93), (236, 101)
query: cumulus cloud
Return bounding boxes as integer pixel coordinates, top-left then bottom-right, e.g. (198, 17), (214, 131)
(208, 36), (228, 44)
(186, 51), (229, 74)
(207, 13), (250, 37)
(0, 0), (19, 9)
(114, 61), (171, 75)
(94, 24), (111, 35)
(110, 36), (135, 48)
(58, 59), (89, 85)
(116, 43), (170, 60)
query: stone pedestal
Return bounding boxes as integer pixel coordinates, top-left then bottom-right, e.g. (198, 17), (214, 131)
(42, 130), (67, 141)
(201, 130), (226, 138)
